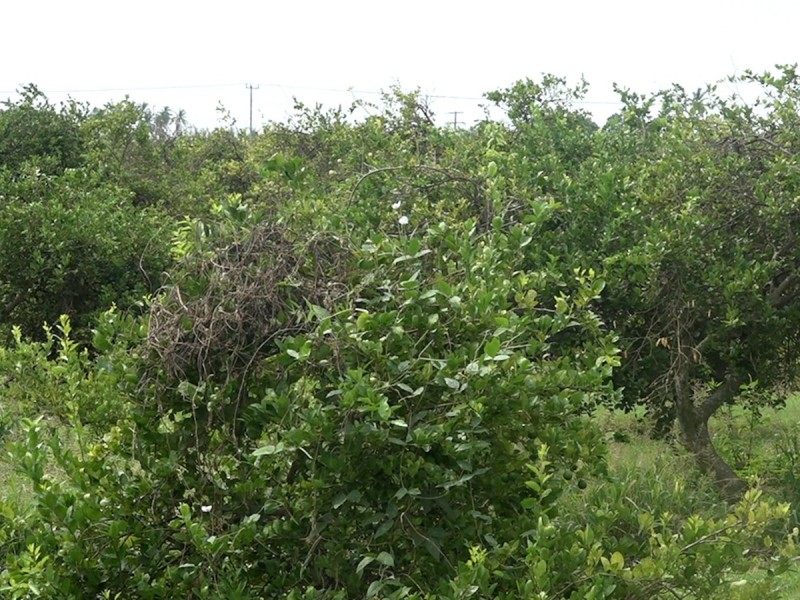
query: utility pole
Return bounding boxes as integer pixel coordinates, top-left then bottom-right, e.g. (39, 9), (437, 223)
(246, 84), (259, 134)
(448, 111), (462, 129)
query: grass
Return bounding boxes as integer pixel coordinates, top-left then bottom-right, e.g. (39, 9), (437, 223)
(0, 409), (78, 513)
(593, 397), (800, 599)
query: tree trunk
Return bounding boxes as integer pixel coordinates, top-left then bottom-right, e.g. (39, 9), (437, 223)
(677, 409), (747, 500)
(674, 367), (748, 500)
(0, 287), (28, 322)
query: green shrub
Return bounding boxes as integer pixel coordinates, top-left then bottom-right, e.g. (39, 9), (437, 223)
(0, 196), (619, 597)
(0, 167), (171, 343)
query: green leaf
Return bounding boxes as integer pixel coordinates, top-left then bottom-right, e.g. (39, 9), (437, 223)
(484, 337), (501, 358)
(308, 303), (331, 322)
(356, 311), (372, 330)
(392, 254), (413, 265)
(252, 442), (287, 456)
(533, 559), (547, 579)
(440, 467), (489, 490)
(356, 556), (374, 575)
(334, 489), (363, 509)
(375, 518), (394, 539)
(396, 382), (414, 394)
(444, 377), (460, 390)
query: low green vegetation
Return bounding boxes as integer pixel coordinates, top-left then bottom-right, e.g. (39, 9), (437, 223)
(0, 72), (799, 597)
(594, 399), (800, 598)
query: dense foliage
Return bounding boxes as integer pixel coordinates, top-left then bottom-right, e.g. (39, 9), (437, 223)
(0, 71), (799, 597)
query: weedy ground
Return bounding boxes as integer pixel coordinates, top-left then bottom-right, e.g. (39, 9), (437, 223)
(588, 397), (800, 598)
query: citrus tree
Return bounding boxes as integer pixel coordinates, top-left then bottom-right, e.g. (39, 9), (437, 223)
(488, 68), (800, 496)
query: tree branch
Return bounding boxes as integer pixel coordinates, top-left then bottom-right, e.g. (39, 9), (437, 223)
(768, 271), (799, 309)
(0, 287), (29, 322)
(347, 165), (479, 206)
(696, 373), (741, 423)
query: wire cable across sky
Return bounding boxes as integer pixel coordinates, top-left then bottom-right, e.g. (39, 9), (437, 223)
(0, 80), (628, 131)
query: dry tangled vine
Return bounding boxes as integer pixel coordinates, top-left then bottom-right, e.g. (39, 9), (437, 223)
(147, 222), (350, 383)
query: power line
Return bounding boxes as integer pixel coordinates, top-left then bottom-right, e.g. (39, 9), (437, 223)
(0, 81), (625, 107)
(0, 80), (627, 131)
(0, 82), (247, 94)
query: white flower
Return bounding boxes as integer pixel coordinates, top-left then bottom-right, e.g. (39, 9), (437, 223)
(391, 201), (402, 210)
(398, 215), (409, 226)
(201, 505), (213, 513)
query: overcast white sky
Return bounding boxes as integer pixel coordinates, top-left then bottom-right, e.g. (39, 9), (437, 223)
(2, 1), (798, 130)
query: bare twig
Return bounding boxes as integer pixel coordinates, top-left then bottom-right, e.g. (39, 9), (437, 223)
(347, 164), (480, 206)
